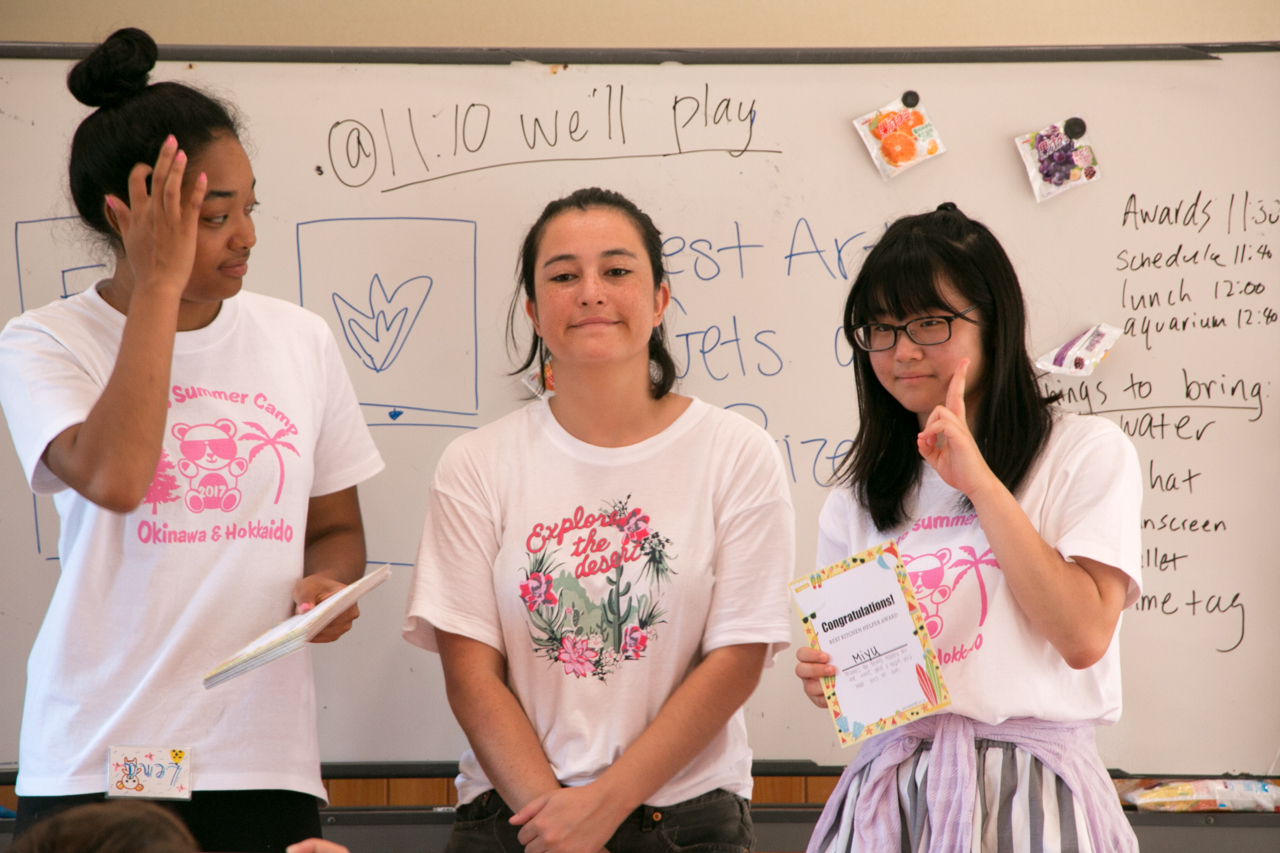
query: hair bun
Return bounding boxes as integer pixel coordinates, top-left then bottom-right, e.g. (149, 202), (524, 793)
(67, 27), (158, 109)
(935, 201), (959, 212)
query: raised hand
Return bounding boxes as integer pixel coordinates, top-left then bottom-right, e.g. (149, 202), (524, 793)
(105, 134), (206, 297)
(916, 359), (997, 498)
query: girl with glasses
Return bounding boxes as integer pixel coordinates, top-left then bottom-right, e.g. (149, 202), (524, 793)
(796, 203), (1141, 852)
(0, 29), (383, 850)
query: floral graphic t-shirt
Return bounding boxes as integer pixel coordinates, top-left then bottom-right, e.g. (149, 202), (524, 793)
(518, 493), (674, 681)
(816, 413), (1142, 727)
(404, 398), (794, 806)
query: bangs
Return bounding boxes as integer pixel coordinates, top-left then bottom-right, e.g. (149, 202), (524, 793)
(851, 235), (960, 323)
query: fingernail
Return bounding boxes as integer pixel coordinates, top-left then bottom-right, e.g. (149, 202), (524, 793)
(166, 134), (176, 146)
(176, 150), (187, 162)
(298, 603), (313, 613)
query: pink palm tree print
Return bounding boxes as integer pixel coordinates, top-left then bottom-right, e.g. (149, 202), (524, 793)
(239, 421), (300, 504)
(950, 545), (998, 628)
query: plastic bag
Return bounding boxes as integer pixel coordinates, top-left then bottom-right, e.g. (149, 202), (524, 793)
(1121, 779), (1280, 813)
(853, 91), (946, 180)
(1015, 116), (1099, 202)
(1035, 323), (1120, 376)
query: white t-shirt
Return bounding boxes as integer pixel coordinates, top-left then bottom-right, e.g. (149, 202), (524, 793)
(403, 398), (794, 806)
(0, 284), (384, 798)
(816, 413), (1142, 726)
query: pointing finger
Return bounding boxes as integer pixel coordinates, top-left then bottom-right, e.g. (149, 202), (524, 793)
(946, 358), (969, 419)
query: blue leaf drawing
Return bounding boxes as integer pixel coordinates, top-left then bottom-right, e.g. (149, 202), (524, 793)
(333, 274), (433, 372)
(388, 409), (404, 420)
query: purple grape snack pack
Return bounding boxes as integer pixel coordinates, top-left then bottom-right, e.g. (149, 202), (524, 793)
(1035, 323), (1121, 376)
(1015, 116), (1099, 203)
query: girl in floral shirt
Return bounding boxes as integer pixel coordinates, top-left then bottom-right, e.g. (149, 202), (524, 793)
(404, 188), (795, 853)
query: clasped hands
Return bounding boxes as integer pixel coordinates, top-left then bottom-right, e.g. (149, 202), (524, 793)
(511, 782), (626, 853)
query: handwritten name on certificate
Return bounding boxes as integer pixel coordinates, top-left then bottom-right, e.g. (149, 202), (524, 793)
(790, 540), (950, 747)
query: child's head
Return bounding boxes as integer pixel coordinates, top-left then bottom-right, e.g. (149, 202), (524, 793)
(10, 800), (196, 853)
(67, 27), (241, 251)
(838, 203), (1056, 530)
(843, 202), (1032, 420)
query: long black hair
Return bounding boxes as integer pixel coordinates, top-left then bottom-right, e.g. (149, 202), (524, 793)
(67, 27), (239, 248)
(508, 187), (677, 399)
(837, 202), (1058, 531)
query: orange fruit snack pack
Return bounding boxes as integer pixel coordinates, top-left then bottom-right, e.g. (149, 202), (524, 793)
(1015, 116), (1100, 202)
(853, 90), (946, 180)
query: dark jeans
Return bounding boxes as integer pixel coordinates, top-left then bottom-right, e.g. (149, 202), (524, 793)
(445, 787), (754, 853)
(15, 789), (322, 852)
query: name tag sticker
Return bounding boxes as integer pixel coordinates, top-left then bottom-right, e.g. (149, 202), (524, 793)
(106, 746), (193, 800)
(790, 540), (950, 747)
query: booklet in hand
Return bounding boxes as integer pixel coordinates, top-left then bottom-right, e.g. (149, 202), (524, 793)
(203, 564), (393, 690)
(790, 541), (949, 747)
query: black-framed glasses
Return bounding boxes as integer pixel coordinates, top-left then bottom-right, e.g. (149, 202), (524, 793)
(851, 305), (979, 352)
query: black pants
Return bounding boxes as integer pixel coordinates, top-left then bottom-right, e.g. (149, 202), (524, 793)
(15, 789), (322, 853)
(445, 787), (754, 853)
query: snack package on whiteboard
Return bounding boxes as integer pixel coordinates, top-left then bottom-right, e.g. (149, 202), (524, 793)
(853, 90), (946, 180)
(1035, 323), (1121, 376)
(521, 359), (555, 398)
(1016, 116), (1099, 202)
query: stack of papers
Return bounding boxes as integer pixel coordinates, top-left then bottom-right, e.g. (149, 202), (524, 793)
(203, 564), (392, 689)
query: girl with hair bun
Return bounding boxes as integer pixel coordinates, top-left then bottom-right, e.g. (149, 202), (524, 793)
(0, 28), (383, 850)
(404, 188), (796, 853)
(796, 203), (1141, 852)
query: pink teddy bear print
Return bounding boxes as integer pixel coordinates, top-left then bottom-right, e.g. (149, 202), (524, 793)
(171, 419), (250, 513)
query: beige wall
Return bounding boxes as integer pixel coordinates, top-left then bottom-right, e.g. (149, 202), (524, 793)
(1, 0), (1277, 48)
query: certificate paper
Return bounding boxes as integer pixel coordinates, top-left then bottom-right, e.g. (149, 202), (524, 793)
(790, 540), (949, 747)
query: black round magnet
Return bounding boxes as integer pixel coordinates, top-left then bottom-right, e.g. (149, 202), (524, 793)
(901, 90), (919, 108)
(1063, 117), (1086, 139)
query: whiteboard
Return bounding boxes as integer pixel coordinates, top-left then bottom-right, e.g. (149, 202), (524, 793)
(0, 52), (1277, 776)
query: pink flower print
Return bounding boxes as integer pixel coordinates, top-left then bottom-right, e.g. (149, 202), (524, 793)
(519, 572), (559, 611)
(621, 626), (649, 660)
(557, 635), (598, 678)
(623, 511), (650, 543)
